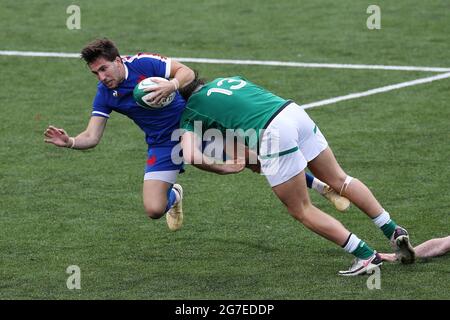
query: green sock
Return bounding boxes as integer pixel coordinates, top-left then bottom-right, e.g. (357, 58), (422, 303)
(352, 241), (375, 260)
(381, 220), (398, 239)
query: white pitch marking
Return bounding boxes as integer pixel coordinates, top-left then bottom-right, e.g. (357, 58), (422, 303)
(0, 50), (80, 58)
(1, 50), (449, 73)
(300, 72), (450, 109)
(173, 57), (450, 73)
(2, 50), (449, 109)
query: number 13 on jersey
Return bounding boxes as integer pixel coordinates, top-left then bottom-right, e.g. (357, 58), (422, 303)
(207, 78), (247, 96)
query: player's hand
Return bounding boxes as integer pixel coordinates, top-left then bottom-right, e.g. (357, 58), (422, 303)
(44, 125), (70, 147)
(144, 77), (177, 105)
(220, 162), (246, 174)
(246, 162), (261, 173)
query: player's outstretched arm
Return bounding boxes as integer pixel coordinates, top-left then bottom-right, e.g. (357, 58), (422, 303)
(181, 131), (245, 175)
(414, 236), (450, 258)
(380, 235), (450, 262)
(44, 116), (107, 150)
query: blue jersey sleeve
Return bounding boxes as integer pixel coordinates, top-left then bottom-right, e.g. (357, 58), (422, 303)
(130, 53), (171, 79)
(92, 87), (112, 118)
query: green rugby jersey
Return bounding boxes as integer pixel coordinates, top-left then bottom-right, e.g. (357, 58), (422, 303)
(180, 76), (292, 149)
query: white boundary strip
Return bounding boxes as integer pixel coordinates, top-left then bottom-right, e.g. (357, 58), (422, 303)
(0, 50), (80, 58)
(300, 72), (450, 109)
(1, 50), (450, 73)
(2, 50), (449, 108)
(174, 57), (450, 73)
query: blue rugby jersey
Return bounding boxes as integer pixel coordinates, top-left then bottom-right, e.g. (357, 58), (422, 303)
(92, 53), (186, 147)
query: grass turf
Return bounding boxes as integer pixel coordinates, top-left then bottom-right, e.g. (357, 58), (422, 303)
(0, 0), (449, 299)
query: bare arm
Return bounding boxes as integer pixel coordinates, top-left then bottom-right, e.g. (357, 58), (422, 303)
(223, 138), (261, 173)
(169, 60), (196, 89)
(181, 131), (245, 175)
(380, 235), (450, 262)
(44, 116), (107, 150)
(414, 236), (450, 258)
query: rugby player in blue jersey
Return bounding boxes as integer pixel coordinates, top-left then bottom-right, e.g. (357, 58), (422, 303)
(44, 38), (194, 231)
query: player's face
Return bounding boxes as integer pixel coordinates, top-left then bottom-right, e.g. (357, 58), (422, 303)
(89, 57), (124, 89)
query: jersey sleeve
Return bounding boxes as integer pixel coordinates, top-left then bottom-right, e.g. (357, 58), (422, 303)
(132, 53), (171, 79)
(92, 88), (112, 118)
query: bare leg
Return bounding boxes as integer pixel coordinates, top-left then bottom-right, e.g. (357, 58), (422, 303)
(306, 147), (416, 265)
(142, 179), (173, 219)
(272, 171), (350, 245)
(307, 147), (383, 218)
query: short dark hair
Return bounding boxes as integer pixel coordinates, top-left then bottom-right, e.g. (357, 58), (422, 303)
(80, 38), (120, 64)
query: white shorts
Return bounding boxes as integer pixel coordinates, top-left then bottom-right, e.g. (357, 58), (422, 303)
(143, 170), (179, 184)
(259, 103), (328, 187)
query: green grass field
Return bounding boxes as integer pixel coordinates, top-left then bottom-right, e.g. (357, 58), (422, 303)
(0, 0), (449, 300)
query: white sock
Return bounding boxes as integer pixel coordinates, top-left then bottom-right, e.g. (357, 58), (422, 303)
(372, 210), (391, 228)
(342, 233), (361, 253)
(312, 178), (326, 194)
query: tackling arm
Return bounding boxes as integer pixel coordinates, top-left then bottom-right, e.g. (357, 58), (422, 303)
(181, 131), (245, 175)
(223, 137), (261, 173)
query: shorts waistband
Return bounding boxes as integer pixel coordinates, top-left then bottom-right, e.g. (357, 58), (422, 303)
(262, 100), (295, 130)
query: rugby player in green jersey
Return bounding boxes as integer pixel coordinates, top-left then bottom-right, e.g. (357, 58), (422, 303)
(175, 75), (415, 276)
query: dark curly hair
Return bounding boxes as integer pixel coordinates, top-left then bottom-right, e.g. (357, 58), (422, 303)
(179, 70), (206, 101)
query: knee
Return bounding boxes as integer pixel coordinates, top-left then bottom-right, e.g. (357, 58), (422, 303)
(329, 174), (355, 196)
(289, 200), (314, 223)
(144, 203), (166, 219)
(327, 173), (348, 191)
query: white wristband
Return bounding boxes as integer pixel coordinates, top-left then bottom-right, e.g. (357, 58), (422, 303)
(68, 137), (76, 149)
(170, 78), (179, 91)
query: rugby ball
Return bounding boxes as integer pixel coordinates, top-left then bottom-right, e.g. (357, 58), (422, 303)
(133, 77), (175, 109)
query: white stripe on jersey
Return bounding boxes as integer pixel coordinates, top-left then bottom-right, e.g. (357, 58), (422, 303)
(165, 58), (171, 79)
(124, 63), (129, 80)
(92, 111), (110, 118)
(122, 53), (171, 79)
(123, 53), (169, 63)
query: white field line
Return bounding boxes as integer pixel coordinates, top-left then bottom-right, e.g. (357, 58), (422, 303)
(300, 72), (450, 109)
(173, 57), (450, 73)
(1, 50), (449, 108)
(0, 50), (80, 58)
(1, 50), (450, 73)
